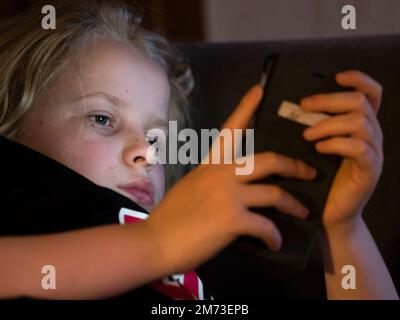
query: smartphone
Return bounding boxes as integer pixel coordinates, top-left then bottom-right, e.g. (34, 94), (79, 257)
(232, 54), (347, 269)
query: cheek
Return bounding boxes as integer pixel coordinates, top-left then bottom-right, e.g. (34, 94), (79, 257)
(55, 139), (117, 186)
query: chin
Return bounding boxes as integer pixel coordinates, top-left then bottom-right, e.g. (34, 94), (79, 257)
(106, 187), (149, 212)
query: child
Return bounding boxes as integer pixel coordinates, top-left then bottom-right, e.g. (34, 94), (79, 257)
(0, 0), (398, 299)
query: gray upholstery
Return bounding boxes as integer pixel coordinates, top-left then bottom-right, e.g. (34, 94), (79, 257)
(179, 34), (400, 298)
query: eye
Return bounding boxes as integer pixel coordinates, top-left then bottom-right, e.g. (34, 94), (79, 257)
(88, 114), (113, 128)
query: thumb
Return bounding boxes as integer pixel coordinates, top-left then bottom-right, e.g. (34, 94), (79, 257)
(202, 85), (263, 165)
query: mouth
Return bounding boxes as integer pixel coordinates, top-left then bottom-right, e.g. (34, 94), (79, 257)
(117, 177), (155, 206)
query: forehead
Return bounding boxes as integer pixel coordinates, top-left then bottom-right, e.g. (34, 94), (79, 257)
(59, 39), (170, 118)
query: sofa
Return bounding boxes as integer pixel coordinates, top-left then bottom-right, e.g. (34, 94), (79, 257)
(179, 34), (400, 299)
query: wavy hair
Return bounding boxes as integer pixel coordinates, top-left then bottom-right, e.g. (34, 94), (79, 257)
(0, 0), (194, 186)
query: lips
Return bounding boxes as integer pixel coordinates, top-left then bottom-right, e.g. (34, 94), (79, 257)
(118, 177), (155, 206)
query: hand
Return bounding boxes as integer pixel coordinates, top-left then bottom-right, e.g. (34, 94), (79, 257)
(300, 70), (383, 230)
(145, 85), (317, 274)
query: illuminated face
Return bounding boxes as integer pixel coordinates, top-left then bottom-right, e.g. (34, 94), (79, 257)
(20, 39), (170, 212)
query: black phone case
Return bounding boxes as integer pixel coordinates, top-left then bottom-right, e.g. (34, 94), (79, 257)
(233, 54), (346, 269)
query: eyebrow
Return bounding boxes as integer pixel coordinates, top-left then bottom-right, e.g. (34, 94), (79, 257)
(77, 91), (124, 106)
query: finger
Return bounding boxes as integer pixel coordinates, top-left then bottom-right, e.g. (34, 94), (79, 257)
(238, 152), (317, 183)
(303, 113), (380, 154)
(240, 184), (309, 219)
(221, 85), (264, 132)
(240, 211), (282, 251)
(206, 85), (263, 162)
(300, 91), (375, 119)
(315, 137), (376, 171)
(335, 70), (382, 113)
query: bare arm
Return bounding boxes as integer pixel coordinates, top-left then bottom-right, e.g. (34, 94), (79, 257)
(320, 216), (398, 300)
(0, 222), (171, 299)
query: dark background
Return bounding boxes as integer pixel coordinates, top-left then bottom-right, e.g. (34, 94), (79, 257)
(1, 1), (399, 43)
(0, 0), (205, 42)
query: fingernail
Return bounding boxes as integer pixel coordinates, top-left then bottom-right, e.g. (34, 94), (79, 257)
(300, 98), (310, 108)
(307, 166), (317, 178)
(315, 142), (322, 151)
(272, 241), (282, 252)
(337, 72), (347, 80)
(303, 128), (313, 140)
(301, 207), (310, 217)
(251, 85), (263, 100)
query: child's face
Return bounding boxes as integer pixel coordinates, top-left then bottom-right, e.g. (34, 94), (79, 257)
(19, 39), (170, 212)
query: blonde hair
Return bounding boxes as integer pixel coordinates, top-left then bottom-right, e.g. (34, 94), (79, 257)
(0, 0), (194, 186)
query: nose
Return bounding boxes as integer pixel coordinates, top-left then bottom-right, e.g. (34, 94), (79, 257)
(122, 136), (152, 168)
